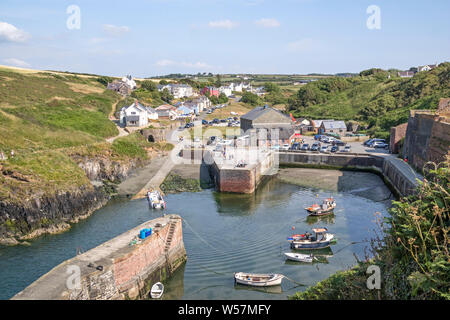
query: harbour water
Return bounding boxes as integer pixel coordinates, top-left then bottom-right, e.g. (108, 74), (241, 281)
(0, 177), (390, 300)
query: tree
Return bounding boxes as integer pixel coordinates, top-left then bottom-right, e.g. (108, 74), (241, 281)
(218, 93), (229, 104)
(216, 74), (222, 87)
(241, 92), (263, 106)
(141, 80), (158, 92)
(160, 88), (173, 103)
(159, 80), (168, 85)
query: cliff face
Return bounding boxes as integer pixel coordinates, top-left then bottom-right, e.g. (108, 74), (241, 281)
(0, 156), (147, 245)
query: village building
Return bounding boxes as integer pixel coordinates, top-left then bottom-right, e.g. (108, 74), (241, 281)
(119, 101), (157, 127)
(318, 120), (347, 135)
(240, 105), (293, 133)
(398, 71), (416, 78)
(218, 85), (233, 97)
(121, 75), (137, 89)
(193, 95), (211, 112)
(418, 64), (438, 72)
(157, 83), (194, 98)
(107, 81), (132, 96)
(155, 104), (178, 120)
(311, 119), (330, 133)
(201, 86), (219, 97)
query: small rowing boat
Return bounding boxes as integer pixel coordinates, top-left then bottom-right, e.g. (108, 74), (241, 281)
(284, 252), (314, 263)
(147, 189), (166, 210)
(290, 228), (334, 250)
(234, 272), (283, 287)
(150, 282), (164, 299)
(305, 198), (336, 216)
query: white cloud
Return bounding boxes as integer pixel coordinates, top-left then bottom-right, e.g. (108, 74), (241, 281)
(287, 38), (314, 52)
(3, 58), (30, 68)
(155, 59), (212, 69)
(255, 18), (280, 28)
(102, 24), (130, 36)
(0, 22), (30, 42)
(208, 20), (239, 29)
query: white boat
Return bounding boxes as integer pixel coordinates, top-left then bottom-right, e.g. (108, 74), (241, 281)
(234, 272), (283, 287)
(290, 228), (335, 250)
(305, 198), (336, 216)
(150, 282), (164, 299)
(147, 189), (166, 209)
(284, 252), (314, 263)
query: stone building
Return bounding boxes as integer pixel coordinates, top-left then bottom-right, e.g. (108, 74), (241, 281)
(390, 123), (408, 154)
(240, 105), (292, 132)
(402, 98), (450, 171)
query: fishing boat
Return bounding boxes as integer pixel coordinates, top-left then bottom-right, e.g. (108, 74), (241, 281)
(284, 252), (314, 263)
(290, 228), (334, 250)
(234, 272), (284, 287)
(305, 198), (336, 216)
(147, 189), (166, 209)
(150, 282), (164, 299)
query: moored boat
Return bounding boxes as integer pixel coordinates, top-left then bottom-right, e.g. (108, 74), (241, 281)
(234, 272), (283, 287)
(150, 282), (164, 299)
(284, 252), (314, 263)
(305, 198), (336, 216)
(147, 189), (166, 209)
(290, 228), (334, 250)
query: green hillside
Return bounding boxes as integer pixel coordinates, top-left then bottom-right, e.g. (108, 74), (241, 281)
(288, 63), (450, 138)
(0, 67), (155, 202)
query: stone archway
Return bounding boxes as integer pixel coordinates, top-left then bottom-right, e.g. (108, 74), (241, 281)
(148, 135), (155, 143)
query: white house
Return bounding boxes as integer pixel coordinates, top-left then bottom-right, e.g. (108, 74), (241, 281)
(418, 64), (438, 72)
(120, 101), (155, 127)
(219, 85), (233, 97)
(121, 75), (137, 89)
(158, 83), (194, 98)
(194, 95), (211, 112)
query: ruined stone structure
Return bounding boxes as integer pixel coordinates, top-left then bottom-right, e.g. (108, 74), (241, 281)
(12, 215), (186, 300)
(403, 99), (450, 171)
(390, 123), (408, 154)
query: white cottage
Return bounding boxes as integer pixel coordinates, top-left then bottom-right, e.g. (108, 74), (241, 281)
(120, 101), (157, 127)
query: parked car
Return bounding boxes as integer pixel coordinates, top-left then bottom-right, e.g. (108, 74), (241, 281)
(330, 145), (339, 153)
(300, 143), (310, 151)
(332, 139), (345, 146)
(342, 145), (351, 152)
(290, 142), (300, 150)
(202, 119), (208, 125)
(321, 137), (330, 143)
(310, 143), (320, 151)
(314, 135), (324, 140)
(281, 144), (290, 151)
(369, 139), (386, 147)
(271, 144), (280, 150)
(372, 141), (389, 149)
(212, 118), (220, 124)
(320, 145), (329, 153)
(364, 138), (385, 147)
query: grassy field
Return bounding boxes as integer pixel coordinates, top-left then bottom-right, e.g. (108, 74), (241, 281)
(204, 101), (251, 120)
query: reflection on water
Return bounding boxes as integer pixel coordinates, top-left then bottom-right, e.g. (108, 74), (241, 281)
(0, 177), (389, 300)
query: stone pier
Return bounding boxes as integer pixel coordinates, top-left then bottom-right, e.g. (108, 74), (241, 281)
(12, 215), (186, 300)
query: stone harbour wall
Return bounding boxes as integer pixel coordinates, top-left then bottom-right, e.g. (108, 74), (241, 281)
(12, 215), (186, 300)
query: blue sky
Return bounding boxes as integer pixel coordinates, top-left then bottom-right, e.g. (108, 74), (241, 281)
(0, 0), (449, 77)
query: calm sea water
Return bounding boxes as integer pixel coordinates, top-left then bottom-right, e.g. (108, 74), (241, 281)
(0, 178), (389, 300)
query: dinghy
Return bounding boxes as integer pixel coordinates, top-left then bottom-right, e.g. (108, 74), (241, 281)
(234, 272), (283, 287)
(305, 198), (336, 216)
(284, 252), (314, 263)
(290, 228), (334, 250)
(150, 282), (164, 299)
(147, 189), (166, 209)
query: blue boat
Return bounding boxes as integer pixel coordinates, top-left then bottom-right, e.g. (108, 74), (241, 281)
(290, 228), (334, 250)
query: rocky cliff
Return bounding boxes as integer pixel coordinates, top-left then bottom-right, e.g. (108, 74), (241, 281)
(0, 156), (147, 245)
